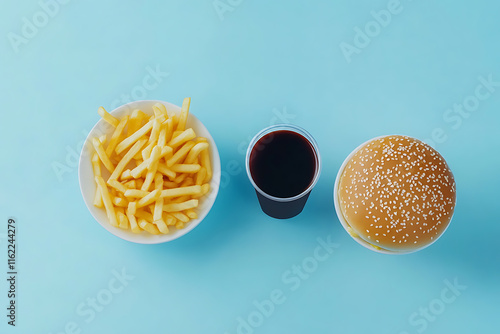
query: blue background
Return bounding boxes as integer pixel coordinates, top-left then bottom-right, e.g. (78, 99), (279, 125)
(1, 0), (499, 333)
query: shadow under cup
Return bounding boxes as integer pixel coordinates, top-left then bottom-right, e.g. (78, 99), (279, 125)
(245, 125), (321, 219)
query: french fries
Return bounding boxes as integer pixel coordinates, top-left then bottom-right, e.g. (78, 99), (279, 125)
(163, 199), (199, 212)
(91, 138), (114, 172)
(115, 120), (154, 154)
(177, 97), (191, 131)
(95, 176), (118, 227)
(90, 102), (212, 235)
(168, 128), (196, 148)
(105, 116), (129, 156)
(98, 106), (119, 127)
(170, 164), (201, 173)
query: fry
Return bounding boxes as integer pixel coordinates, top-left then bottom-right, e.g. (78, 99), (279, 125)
(193, 183), (210, 198)
(106, 116), (129, 156)
(195, 137), (208, 143)
(202, 183), (210, 195)
(92, 154), (104, 208)
(158, 127), (167, 147)
(160, 185), (201, 198)
(177, 97), (191, 131)
(196, 167), (206, 185)
(115, 119), (153, 154)
(171, 131), (183, 139)
(185, 142), (209, 164)
(148, 118), (162, 145)
(98, 106), (119, 127)
(140, 141), (156, 161)
(126, 208), (141, 233)
(117, 211), (129, 229)
(160, 144), (175, 157)
(154, 219), (169, 234)
(130, 160), (147, 179)
(172, 195), (191, 203)
(120, 169), (132, 180)
(93, 187), (103, 208)
(107, 179), (128, 194)
(128, 109), (147, 135)
(163, 199), (198, 212)
(127, 201), (137, 215)
(161, 212), (175, 225)
(131, 146), (173, 179)
(153, 103), (168, 116)
(135, 209), (153, 222)
(109, 138), (148, 180)
(92, 137), (114, 172)
(200, 148), (212, 183)
(91, 153), (102, 177)
(124, 189), (149, 198)
(99, 134), (107, 145)
(153, 173), (164, 222)
(149, 146), (171, 169)
(138, 219), (160, 235)
(174, 173), (187, 184)
(163, 118), (174, 144)
(141, 146), (161, 191)
(157, 165), (176, 180)
(171, 212), (189, 223)
(114, 207), (125, 216)
(113, 196), (128, 207)
(166, 141), (195, 167)
(185, 210), (198, 219)
(123, 180), (136, 188)
(95, 176), (118, 227)
(170, 164), (201, 173)
(137, 189), (161, 208)
(153, 105), (163, 117)
(180, 177), (195, 187)
(170, 114), (178, 128)
(168, 128), (196, 148)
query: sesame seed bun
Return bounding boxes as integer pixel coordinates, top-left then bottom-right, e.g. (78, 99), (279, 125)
(336, 135), (456, 253)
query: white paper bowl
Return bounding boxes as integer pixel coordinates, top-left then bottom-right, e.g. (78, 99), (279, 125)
(79, 100), (221, 244)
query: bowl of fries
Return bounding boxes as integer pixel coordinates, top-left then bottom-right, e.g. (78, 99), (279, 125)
(78, 99), (221, 244)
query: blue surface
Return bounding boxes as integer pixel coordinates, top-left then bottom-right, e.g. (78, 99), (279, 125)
(1, 0), (499, 333)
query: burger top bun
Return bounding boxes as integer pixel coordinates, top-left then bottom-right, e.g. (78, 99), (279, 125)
(337, 135), (456, 252)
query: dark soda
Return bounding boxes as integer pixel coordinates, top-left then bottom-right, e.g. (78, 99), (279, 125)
(249, 130), (317, 198)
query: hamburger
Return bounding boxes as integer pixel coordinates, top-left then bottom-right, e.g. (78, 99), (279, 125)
(334, 135), (456, 253)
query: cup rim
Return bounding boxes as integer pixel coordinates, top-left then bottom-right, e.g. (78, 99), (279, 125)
(245, 124), (321, 203)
